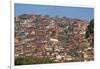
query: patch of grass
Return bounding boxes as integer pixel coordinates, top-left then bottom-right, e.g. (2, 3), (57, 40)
(15, 56), (55, 65)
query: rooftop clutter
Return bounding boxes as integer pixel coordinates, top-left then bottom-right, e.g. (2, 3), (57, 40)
(15, 14), (94, 63)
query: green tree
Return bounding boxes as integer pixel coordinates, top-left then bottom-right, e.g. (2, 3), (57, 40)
(86, 19), (94, 38)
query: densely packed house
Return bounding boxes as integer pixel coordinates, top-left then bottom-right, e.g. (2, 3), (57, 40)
(15, 14), (94, 62)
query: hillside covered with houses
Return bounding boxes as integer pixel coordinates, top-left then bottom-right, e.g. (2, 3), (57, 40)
(15, 14), (94, 65)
